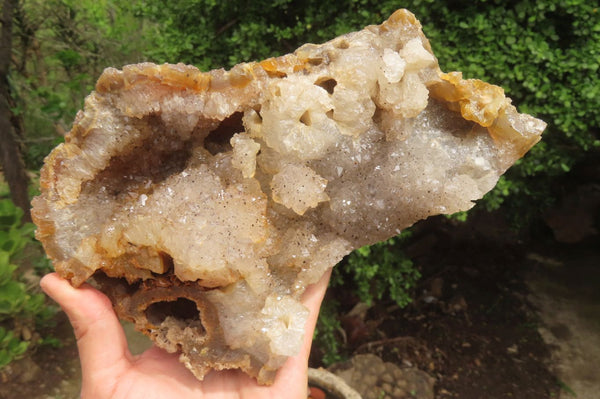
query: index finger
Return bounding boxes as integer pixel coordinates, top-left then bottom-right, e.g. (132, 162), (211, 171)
(40, 273), (131, 377)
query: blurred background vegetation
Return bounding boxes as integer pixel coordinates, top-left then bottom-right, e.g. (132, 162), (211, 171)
(0, 0), (598, 367)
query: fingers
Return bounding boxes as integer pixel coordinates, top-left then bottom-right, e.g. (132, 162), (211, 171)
(40, 273), (131, 378)
(300, 268), (333, 345)
(303, 267), (333, 304)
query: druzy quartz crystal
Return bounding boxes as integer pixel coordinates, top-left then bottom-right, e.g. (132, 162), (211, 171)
(32, 9), (545, 384)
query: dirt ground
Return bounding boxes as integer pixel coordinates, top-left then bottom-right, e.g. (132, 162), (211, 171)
(526, 245), (600, 399)
(0, 214), (598, 398)
(315, 213), (599, 398)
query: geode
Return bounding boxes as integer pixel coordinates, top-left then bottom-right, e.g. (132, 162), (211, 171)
(32, 9), (545, 384)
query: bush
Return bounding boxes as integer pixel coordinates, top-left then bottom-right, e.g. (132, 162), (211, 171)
(313, 298), (346, 366)
(138, 0), (599, 228)
(11, 0), (149, 170)
(342, 233), (420, 308)
(315, 232), (420, 365)
(0, 327), (29, 368)
(0, 199), (57, 368)
(408, 0), (600, 227)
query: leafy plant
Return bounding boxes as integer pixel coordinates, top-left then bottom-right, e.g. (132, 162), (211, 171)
(314, 298), (346, 366)
(0, 200), (36, 258)
(343, 232), (420, 308)
(10, 0), (150, 170)
(0, 327), (29, 368)
(315, 231), (420, 365)
(0, 199), (57, 368)
(405, 0), (600, 227)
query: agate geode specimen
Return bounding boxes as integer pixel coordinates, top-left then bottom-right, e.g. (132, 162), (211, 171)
(32, 9), (545, 384)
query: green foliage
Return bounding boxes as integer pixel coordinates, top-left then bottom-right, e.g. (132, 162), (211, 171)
(0, 327), (29, 368)
(408, 0), (600, 223)
(138, 0), (599, 228)
(445, 211), (469, 223)
(136, 0), (367, 69)
(0, 199), (57, 368)
(315, 231), (420, 365)
(0, 200), (35, 258)
(11, 0), (150, 169)
(314, 299), (346, 366)
(344, 232), (420, 307)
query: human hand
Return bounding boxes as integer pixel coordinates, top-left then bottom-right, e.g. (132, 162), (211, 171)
(40, 270), (331, 399)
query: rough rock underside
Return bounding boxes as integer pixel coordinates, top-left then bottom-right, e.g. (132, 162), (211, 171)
(32, 9), (545, 385)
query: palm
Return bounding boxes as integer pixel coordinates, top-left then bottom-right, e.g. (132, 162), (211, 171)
(99, 348), (295, 398)
(103, 345), (310, 399)
(41, 271), (330, 399)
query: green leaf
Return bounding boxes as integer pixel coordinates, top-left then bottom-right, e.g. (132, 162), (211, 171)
(0, 349), (12, 368)
(0, 327), (10, 343)
(0, 256), (18, 287)
(23, 293), (45, 315)
(0, 280), (26, 316)
(8, 340), (29, 357)
(0, 200), (23, 230)
(39, 336), (62, 348)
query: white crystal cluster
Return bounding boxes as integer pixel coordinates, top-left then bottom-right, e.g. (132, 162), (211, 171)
(32, 9), (545, 384)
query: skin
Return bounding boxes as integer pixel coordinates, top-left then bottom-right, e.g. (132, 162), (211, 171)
(40, 269), (332, 399)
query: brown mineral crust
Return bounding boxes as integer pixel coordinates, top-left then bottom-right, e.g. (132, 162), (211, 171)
(32, 9), (546, 385)
(91, 272), (265, 382)
(428, 72), (543, 161)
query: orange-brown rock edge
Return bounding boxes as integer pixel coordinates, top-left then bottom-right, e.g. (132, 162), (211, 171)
(32, 9), (545, 385)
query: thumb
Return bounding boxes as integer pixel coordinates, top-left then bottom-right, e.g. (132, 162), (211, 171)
(40, 273), (131, 378)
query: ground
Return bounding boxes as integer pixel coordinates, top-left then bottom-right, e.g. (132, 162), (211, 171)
(0, 213), (598, 399)
(382, 215), (562, 398)
(527, 244), (600, 399)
